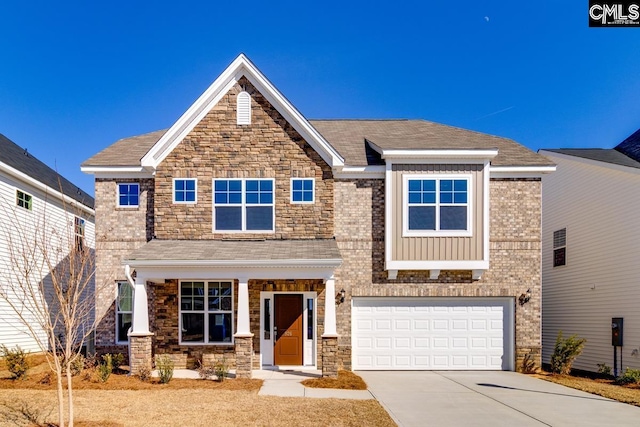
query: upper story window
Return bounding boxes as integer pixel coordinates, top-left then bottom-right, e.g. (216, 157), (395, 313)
(237, 91), (251, 125)
(553, 228), (566, 267)
(213, 178), (274, 232)
(180, 280), (233, 344)
(403, 175), (471, 237)
(173, 178), (197, 204)
(75, 217), (85, 252)
(16, 190), (32, 211)
(117, 183), (139, 207)
(116, 282), (132, 344)
(291, 178), (314, 204)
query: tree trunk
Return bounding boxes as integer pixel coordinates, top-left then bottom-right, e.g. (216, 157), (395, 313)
(66, 360), (74, 427)
(55, 362), (65, 427)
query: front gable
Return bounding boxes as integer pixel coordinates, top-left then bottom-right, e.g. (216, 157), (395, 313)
(154, 76), (334, 240)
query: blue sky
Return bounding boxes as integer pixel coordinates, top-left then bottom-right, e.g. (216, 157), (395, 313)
(1, 1), (639, 195)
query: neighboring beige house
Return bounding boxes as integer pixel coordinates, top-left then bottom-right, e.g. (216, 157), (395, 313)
(540, 128), (640, 373)
(81, 54), (554, 377)
(0, 133), (95, 352)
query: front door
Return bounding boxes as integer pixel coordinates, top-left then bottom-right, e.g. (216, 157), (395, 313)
(274, 294), (303, 365)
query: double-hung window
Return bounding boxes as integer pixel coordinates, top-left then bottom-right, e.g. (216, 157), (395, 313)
(118, 183), (139, 207)
(180, 281), (233, 344)
(116, 282), (132, 343)
(291, 178), (314, 203)
(74, 217), (85, 251)
(553, 228), (566, 267)
(213, 179), (274, 232)
(173, 178), (197, 204)
(404, 175), (471, 236)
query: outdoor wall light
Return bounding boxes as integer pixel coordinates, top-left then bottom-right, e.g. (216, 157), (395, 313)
(336, 288), (346, 304)
(518, 288), (532, 306)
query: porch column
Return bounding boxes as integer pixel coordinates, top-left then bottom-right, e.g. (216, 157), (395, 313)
(126, 266), (153, 376)
(322, 277), (339, 378)
(234, 277), (253, 378)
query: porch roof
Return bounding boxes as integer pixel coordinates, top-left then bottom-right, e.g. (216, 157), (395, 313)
(124, 239), (342, 268)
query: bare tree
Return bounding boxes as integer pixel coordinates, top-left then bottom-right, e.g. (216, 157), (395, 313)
(0, 191), (101, 427)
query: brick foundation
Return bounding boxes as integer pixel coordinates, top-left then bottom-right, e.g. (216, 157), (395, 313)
(322, 336), (338, 378)
(129, 334), (153, 376)
(234, 335), (253, 379)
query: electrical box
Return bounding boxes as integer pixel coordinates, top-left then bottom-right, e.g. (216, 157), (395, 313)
(612, 317), (623, 346)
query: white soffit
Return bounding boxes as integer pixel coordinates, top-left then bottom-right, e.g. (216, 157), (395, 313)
(140, 54), (344, 170)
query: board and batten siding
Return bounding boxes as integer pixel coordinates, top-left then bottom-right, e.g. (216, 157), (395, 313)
(0, 170), (95, 353)
(541, 152), (640, 372)
(391, 164), (485, 261)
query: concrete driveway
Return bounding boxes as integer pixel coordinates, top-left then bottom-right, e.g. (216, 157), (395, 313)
(358, 371), (640, 427)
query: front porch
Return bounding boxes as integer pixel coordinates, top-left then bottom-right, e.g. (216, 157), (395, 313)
(122, 239), (342, 378)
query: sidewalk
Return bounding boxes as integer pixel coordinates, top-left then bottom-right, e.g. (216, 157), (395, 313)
(254, 369), (374, 399)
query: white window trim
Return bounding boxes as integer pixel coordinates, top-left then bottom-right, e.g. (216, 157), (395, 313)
(212, 178), (275, 233)
(172, 178), (198, 204)
(16, 189), (33, 211)
(115, 281), (132, 344)
(117, 183), (140, 208)
(290, 177), (315, 204)
(178, 280), (235, 346)
(402, 174), (473, 237)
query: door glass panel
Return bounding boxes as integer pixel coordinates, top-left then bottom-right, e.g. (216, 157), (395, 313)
(264, 299), (271, 340)
(307, 298), (313, 340)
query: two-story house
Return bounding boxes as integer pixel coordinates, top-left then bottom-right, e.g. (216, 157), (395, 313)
(540, 129), (640, 373)
(0, 133), (95, 352)
(81, 54), (554, 377)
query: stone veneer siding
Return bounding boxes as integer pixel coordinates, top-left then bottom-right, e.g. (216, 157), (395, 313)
(333, 177), (542, 371)
(148, 279), (326, 370)
(153, 77), (334, 240)
(94, 178), (154, 354)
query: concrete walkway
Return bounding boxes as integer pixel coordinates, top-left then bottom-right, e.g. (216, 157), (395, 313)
(254, 369), (373, 399)
(359, 371), (640, 427)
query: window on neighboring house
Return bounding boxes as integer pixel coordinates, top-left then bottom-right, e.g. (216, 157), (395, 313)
(213, 179), (274, 232)
(405, 176), (470, 235)
(180, 281), (233, 344)
(173, 178), (197, 204)
(291, 178), (314, 203)
(116, 282), (132, 343)
(16, 190), (32, 211)
(74, 217), (85, 252)
(237, 91), (251, 125)
(118, 183), (139, 207)
(553, 228), (566, 267)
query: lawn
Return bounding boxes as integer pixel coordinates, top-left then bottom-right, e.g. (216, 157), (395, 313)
(0, 355), (395, 427)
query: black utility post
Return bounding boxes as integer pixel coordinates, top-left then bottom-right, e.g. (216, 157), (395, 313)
(612, 317), (624, 377)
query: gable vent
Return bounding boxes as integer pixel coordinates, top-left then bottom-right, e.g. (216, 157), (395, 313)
(237, 91), (251, 125)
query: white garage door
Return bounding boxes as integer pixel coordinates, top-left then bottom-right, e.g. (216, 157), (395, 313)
(352, 298), (514, 370)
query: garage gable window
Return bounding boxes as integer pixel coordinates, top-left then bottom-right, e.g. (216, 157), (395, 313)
(403, 175), (471, 237)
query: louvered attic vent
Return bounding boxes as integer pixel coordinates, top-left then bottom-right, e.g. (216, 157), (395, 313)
(237, 91), (251, 125)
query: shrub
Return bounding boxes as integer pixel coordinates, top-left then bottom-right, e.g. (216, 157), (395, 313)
(111, 353), (125, 372)
(521, 352), (537, 374)
(1, 345), (29, 380)
(69, 354), (85, 376)
(616, 368), (640, 385)
(137, 365), (151, 382)
(196, 360), (215, 380)
(214, 358), (229, 382)
(597, 363), (612, 377)
(156, 355), (174, 384)
(96, 353), (113, 382)
(550, 331), (586, 375)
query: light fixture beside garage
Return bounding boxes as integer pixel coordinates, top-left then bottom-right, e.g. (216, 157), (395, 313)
(518, 289), (532, 306)
(336, 288), (346, 304)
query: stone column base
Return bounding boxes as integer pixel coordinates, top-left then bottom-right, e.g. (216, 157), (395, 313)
(129, 334), (153, 376)
(234, 335), (253, 379)
(322, 336), (338, 378)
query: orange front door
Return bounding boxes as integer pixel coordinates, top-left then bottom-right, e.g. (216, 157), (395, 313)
(274, 294), (303, 365)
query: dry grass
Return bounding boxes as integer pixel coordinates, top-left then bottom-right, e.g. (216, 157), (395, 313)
(301, 370), (368, 390)
(0, 354), (395, 426)
(533, 372), (640, 407)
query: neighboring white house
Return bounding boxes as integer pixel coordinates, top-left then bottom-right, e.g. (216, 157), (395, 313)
(540, 128), (640, 373)
(0, 133), (95, 353)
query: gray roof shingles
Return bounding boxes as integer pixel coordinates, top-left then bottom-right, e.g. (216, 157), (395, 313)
(126, 239), (341, 262)
(82, 120), (553, 168)
(0, 133), (94, 209)
(542, 148), (640, 169)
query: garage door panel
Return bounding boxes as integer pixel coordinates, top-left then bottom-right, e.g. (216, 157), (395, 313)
(352, 298), (513, 370)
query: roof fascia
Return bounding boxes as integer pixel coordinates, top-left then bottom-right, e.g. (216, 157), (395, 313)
(489, 165), (556, 178)
(540, 150), (640, 175)
(140, 54), (344, 170)
(124, 258), (342, 268)
(368, 140), (499, 161)
(0, 160), (95, 216)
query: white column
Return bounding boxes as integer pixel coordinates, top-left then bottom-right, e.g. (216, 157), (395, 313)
(131, 276), (151, 335)
(323, 277), (338, 337)
(235, 277), (252, 336)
